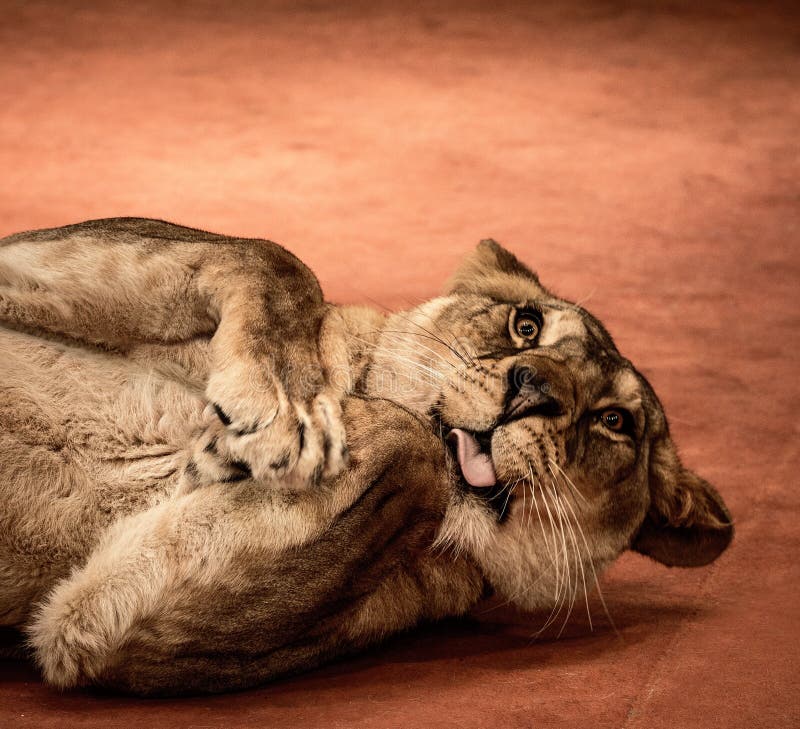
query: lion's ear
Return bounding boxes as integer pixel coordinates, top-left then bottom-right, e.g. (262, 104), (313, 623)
(445, 240), (546, 300)
(632, 440), (733, 567)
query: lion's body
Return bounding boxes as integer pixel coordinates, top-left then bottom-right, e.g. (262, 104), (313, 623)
(1, 324), (480, 694)
(1, 327), (188, 621)
(0, 218), (732, 695)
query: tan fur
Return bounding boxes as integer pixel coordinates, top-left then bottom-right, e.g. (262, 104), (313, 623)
(0, 221), (732, 695)
(0, 218), (347, 490)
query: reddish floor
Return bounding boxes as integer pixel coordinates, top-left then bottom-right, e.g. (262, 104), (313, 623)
(1, 1), (799, 727)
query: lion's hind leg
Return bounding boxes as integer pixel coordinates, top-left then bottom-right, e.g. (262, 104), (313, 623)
(25, 500), (182, 689)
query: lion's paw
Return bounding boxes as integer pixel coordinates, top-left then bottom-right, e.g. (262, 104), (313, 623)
(187, 364), (348, 491)
(27, 591), (114, 689)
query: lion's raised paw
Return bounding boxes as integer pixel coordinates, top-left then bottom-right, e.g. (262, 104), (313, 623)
(181, 393), (349, 493)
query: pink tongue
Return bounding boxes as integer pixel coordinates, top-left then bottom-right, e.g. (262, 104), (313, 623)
(447, 429), (497, 488)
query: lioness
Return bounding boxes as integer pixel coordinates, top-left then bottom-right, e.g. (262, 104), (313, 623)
(0, 218), (732, 696)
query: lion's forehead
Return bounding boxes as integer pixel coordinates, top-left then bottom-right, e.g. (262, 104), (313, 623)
(536, 302), (647, 405)
(536, 303), (608, 362)
(611, 368), (641, 401)
(538, 306), (586, 347)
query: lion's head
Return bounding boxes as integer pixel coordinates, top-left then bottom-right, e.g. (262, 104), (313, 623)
(364, 240), (733, 618)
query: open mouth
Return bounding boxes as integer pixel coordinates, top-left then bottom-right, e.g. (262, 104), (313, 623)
(440, 424), (516, 521)
(445, 428), (498, 488)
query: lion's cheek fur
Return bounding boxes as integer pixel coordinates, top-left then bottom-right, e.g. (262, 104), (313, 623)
(436, 491), (629, 613)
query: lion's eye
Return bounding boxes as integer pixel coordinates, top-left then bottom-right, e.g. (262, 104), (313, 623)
(512, 311), (541, 341)
(600, 410), (625, 432)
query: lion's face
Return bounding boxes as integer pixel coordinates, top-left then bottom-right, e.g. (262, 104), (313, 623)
(366, 241), (733, 619)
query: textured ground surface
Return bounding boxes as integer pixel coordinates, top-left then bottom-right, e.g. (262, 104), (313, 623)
(1, 1), (798, 727)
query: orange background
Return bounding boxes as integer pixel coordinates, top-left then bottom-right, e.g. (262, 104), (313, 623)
(1, 1), (798, 727)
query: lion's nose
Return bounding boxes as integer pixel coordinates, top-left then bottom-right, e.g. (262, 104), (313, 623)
(504, 365), (563, 422)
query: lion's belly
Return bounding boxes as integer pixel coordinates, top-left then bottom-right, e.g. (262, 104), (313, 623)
(0, 326), (206, 622)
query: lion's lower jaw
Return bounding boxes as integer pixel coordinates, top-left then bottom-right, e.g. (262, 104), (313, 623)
(433, 491), (621, 615)
(430, 493), (549, 608)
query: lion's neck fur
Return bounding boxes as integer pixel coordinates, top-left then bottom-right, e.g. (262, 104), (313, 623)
(335, 301), (449, 405)
(334, 303), (488, 577)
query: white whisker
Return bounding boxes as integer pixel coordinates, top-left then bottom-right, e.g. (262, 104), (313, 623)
(548, 463), (593, 631)
(530, 466), (568, 636)
(547, 478), (575, 636)
(384, 308), (473, 367)
(345, 332), (448, 382)
(548, 477), (580, 637)
(412, 308), (478, 366)
(555, 471), (619, 637)
(379, 330), (463, 372)
(572, 287), (597, 309)
(549, 460), (588, 505)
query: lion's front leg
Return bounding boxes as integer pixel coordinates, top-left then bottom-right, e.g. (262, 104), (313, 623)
(0, 218), (350, 491)
(200, 300), (349, 489)
(188, 279), (352, 490)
